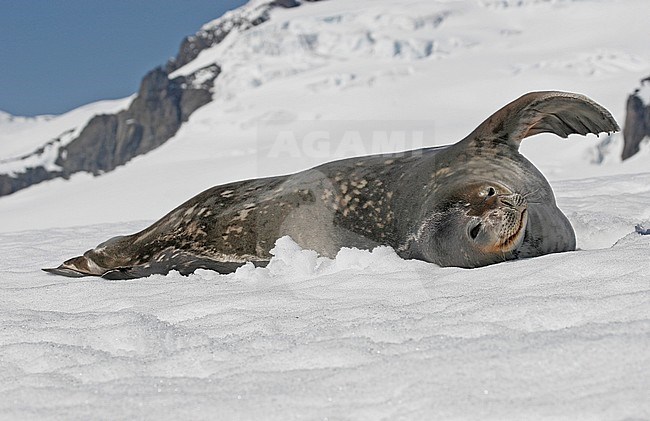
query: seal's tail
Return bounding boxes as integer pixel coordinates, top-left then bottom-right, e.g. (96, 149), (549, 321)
(43, 255), (108, 278)
(43, 233), (139, 279)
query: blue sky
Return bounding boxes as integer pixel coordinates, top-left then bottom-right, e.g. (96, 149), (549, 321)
(0, 0), (247, 116)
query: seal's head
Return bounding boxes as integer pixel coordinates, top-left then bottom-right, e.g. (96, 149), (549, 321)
(416, 182), (528, 268)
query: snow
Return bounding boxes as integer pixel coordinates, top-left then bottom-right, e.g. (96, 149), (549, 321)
(0, 139), (65, 175)
(0, 97), (133, 159)
(1, 0), (649, 418)
(1, 229), (649, 419)
(0, 96), (134, 174)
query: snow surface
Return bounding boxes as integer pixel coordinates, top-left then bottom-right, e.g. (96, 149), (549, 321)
(1, 227), (649, 419)
(1, 0), (649, 419)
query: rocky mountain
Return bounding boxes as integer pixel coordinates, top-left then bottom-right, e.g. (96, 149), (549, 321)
(0, 0), (319, 197)
(0, 66), (219, 196)
(622, 77), (650, 160)
(1, 0), (647, 208)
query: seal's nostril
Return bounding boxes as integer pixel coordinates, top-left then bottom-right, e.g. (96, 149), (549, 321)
(469, 223), (481, 240)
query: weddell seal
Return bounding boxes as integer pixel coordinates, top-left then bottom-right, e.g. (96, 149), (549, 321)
(45, 91), (619, 279)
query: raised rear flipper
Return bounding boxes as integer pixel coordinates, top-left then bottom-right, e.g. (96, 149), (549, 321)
(470, 91), (620, 148)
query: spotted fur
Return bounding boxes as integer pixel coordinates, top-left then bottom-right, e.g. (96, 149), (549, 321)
(45, 91), (619, 278)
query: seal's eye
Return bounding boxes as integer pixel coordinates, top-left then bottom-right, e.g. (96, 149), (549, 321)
(469, 222), (482, 240)
(487, 187), (496, 197)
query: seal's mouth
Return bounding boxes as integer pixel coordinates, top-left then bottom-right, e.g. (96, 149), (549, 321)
(497, 208), (528, 252)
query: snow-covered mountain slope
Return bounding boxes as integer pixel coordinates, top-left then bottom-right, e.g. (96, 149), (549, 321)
(0, 1), (649, 418)
(0, 0), (649, 232)
(0, 97), (132, 162)
(0, 0), (296, 197)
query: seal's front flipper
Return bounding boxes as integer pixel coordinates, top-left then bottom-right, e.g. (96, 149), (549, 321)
(99, 251), (266, 280)
(43, 264), (147, 280)
(472, 91), (620, 148)
(99, 259), (267, 279)
(44, 248), (269, 280)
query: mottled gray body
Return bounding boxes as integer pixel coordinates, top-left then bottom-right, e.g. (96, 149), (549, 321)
(45, 91), (619, 279)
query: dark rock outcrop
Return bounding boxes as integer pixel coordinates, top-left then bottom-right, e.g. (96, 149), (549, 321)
(59, 65), (218, 175)
(0, 0), (329, 197)
(270, 0), (301, 7)
(0, 166), (53, 197)
(622, 77), (650, 161)
(0, 65), (219, 196)
(167, 3), (272, 74)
